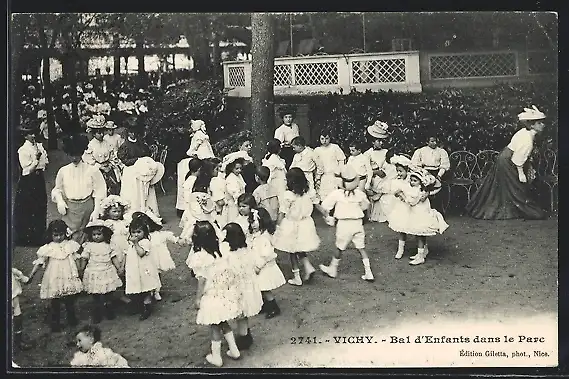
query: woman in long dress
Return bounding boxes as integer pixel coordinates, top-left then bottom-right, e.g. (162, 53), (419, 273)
(51, 134), (107, 243)
(465, 105), (547, 220)
(14, 121), (49, 246)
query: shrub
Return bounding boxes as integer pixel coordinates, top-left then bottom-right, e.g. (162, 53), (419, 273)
(142, 79), (246, 166)
(310, 82), (558, 155)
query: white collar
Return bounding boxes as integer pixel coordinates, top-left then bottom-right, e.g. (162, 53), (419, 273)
(127, 137), (137, 143)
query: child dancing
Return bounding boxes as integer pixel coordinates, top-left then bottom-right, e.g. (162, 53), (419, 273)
(186, 221), (242, 367)
(319, 165), (375, 281)
(28, 220), (83, 332)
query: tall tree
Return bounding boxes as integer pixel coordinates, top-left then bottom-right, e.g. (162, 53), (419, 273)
(250, 13), (275, 162)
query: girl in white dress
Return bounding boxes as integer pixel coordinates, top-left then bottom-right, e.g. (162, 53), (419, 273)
(262, 139), (288, 215)
(186, 221), (242, 367)
(368, 149), (398, 222)
(82, 115), (115, 170)
(79, 221), (123, 324)
(124, 218), (161, 320)
(176, 158), (202, 217)
(235, 193), (257, 240)
(131, 211), (180, 301)
(247, 207), (286, 319)
(223, 156), (247, 224)
(186, 120), (215, 160)
(103, 120), (124, 159)
(386, 166), (448, 265)
(209, 158), (228, 227)
(273, 168), (323, 286)
(221, 223), (263, 351)
(28, 220), (83, 332)
(314, 131), (346, 203)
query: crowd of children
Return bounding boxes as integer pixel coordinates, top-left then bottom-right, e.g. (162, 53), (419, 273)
(12, 110), (450, 368)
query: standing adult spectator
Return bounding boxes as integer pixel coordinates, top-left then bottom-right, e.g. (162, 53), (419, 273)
(274, 105), (300, 169)
(117, 116), (150, 167)
(51, 134), (107, 243)
(14, 120), (49, 246)
(466, 106), (547, 220)
(411, 133), (450, 213)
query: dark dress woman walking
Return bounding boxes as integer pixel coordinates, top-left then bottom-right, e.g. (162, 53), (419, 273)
(465, 105), (547, 220)
(14, 121), (49, 246)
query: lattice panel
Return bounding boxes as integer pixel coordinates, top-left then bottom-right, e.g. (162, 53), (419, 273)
(274, 64), (292, 86)
(527, 51), (557, 74)
(429, 53), (517, 79)
(228, 66), (245, 87)
(294, 62), (338, 86)
(351, 58), (406, 84)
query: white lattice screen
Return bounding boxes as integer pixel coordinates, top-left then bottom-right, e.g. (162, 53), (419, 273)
(351, 58), (406, 84)
(429, 52), (517, 79)
(294, 62), (338, 85)
(228, 66), (245, 87)
(274, 64), (292, 86)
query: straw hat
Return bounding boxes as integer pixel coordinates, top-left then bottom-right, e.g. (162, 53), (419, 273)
(390, 155), (412, 167)
(367, 120), (390, 139)
(84, 219), (113, 236)
(409, 168), (442, 194)
(86, 114), (107, 130)
(99, 195), (131, 217)
(518, 105), (546, 121)
(105, 120), (117, 129)
(132, 157), (165, 185)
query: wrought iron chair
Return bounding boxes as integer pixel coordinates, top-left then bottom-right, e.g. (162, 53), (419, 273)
(158, 145), (168, 195)
(474, 150), (499, 189)
(535, 148), (558, 213)
(445, 151), (478, 213)
(149, 144), (159, 161)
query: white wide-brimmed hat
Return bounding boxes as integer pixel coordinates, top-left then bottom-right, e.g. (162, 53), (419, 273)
(190, 119), (207, 133)
(84, 219), (113, 235)
(105, 120), (117, 129)
(409, 168), (442, 193)
(221, 150), (251, 172)
(86, 114), (107, 129)
(518, 105), (546, 121)
(99, 195), (131, 216)
(390, 155), (412, 167)
(133, 157), (165, 185)
(367, 120), (390, 139)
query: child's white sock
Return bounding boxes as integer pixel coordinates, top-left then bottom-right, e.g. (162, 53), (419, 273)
(410, 248), (426, 265)
(330, 257), (340, 269)
(361, 258), (375, 281)
(224, 331), (241, 359)
(395, 240), (405, 259)
(206, 340), (223, 366)
(288, 269), (302, 286)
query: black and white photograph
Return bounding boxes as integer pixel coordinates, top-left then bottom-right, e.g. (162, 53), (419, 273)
(8, 11), (558, 369)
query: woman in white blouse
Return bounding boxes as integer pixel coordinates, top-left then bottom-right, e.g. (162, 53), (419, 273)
(14, 122), (49, 246)
(466, 105), (546, 220)
(51, 134), (107, 243)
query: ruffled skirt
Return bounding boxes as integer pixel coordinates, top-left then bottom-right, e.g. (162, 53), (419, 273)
(83, 261), (122, 294)
(257, 260), (286, 291)
(273, 217), (320, 253)
(40, 260), (83, 299)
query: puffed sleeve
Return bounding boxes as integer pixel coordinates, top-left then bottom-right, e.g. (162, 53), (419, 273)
(186, 250), (215, 278)
(278, 191), (293, 214)
(411, 148), (422, 167)
(274, 127), (284, 143)
(186, 132), (205, 156)
(80, 243), (91, 260)
(91, 168), (108, 200)
(510, 134), (534, 167)
(320, 190), (339, 212)
(32, 245), (50, 265)
(335, 145), (346, 164)
(210, 177), (226, 202)
(18, 145), (39, 173)
(439, 148), (450, 171)
(138, 239), (152, 253)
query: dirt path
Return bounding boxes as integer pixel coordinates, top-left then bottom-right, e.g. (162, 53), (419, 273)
(11, 152), (558, 368)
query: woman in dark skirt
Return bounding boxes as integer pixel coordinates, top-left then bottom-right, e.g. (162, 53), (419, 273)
(465, 105), (547, 220)
(14, 121), (49, 246)
(274, 105), (299, 170)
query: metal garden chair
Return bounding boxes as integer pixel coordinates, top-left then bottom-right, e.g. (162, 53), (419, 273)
(444, 151), (478, 213)
(474, 150), (499, 189)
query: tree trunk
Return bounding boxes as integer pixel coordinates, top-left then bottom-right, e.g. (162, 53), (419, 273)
(250, 13), (275, 163)
(10, 15), (24, 129)
(112, 33), (121, 89)
(136, 38), (146, 89)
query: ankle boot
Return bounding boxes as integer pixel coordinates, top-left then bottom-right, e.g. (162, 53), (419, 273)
(265, 300), (281, 319)
(236, 328), (253, 350)
(64, 299), (78, 327)
(140, 303), (152, 321)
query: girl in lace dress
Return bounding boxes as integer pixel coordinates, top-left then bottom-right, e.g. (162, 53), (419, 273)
(186, 221), (242, 367)
(28, 220), (83, 332)
(80, 221), (122, 324)
(368, 149), (398, 223)
(273, 168), (323, 287)
(388, 169), (449, 266)
(131, 211), (180, 301)
(71, 325), (129, 368)
(221, 223), (263, 350)
(99, 195), (132, 305)
(247, 207), (286, 319)
(223, 156), (247, 224)
(208, 157), (228, 228)
(124, 218), (161, 320)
